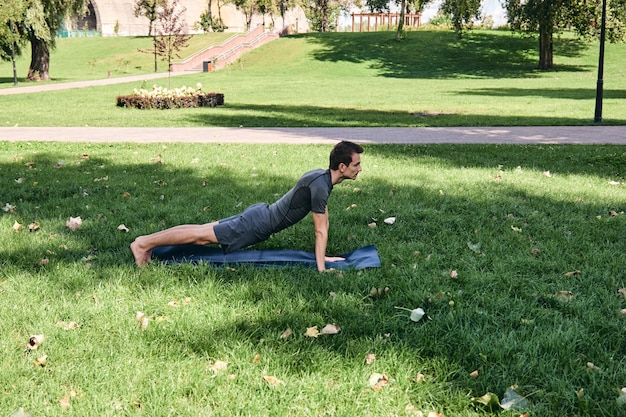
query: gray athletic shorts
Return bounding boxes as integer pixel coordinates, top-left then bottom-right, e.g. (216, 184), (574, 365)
(213, 203), (273, 253)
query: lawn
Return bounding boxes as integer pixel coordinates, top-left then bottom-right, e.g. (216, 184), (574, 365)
(1, 142), (626, 416)
(1, 30), (625, 127)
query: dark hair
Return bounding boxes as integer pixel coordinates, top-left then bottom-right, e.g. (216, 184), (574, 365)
(329, 141), (363, 170)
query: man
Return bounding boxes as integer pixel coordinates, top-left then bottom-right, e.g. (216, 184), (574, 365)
(131, 141), (363, 271)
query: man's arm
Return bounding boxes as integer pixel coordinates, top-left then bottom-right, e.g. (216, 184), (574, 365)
(312, 208), (329, 272)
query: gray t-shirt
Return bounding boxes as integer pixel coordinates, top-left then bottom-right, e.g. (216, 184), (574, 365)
(268, 169), (332, 233)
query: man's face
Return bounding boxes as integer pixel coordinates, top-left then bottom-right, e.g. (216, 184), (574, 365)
(342, 153), (362, 180)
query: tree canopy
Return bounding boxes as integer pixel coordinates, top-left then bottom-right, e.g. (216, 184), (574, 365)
(506, 0), (626, 69)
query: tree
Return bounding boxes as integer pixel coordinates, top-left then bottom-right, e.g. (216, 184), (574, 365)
(505, 0), (625, 70)
(232, 0), (259, 30)
(0, 0), (28, 85)
(134, 0), (164, 36)
(304, 0), (341, 31)
(151, 0), (192, 86)
(22, 0), (87, 81)
(0, 0), (27, 61)
(440, 0), (481, 38)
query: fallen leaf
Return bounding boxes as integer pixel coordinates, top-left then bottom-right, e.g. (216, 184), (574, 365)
(280, 328), (292, 339)
(384, 217), (396, 225)
(410, 308), (426, 322)
(555, 290), (574, 301)
(252, 353), (261, 363)
(12, 221), (23, 231)
(117, 224), (129, 233)
(467, 242), (482, 253)
(511, 225), (522, 233)
(470, 370), (479, 378)
(56, 321), (79, 330)
(28, 222), (40, 232)
(58, 396), (71, 410)
(450, 270), (458, 279)
(427, 412), (444, 417)
(471, 392), (501, 409)
(367, 222), (377, 228)
(304, 326), (319, 338)
(413, 373), (426, 382)
(27, 334), (44, 350)
(368, 373), (388, 391)
(618, 288), (626, 298)
(135, 312), (149, 331)
(210, 360), (228, 373)
(587, 361), (600, 371)
(38, 258), (49, 266)
(3, 203), (16, 213)
(34, 355), (47, 367)
(262, 375), (284, 386)
(542, 171), (552, 177)
(66, 216), (82, 231)
(320, 323), (341, 335)
(608, 180), (623, 186)
(565, 270), (582, 277)
(365, 353), (376, 364)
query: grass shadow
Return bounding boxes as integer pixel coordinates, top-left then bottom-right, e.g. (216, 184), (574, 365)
(302, 31), (591, 79)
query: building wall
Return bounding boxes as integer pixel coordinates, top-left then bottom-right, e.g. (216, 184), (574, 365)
(81, 0), (308, 36)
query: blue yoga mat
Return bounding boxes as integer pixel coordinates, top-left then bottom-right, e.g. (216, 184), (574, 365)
(152, 244), (381, 270)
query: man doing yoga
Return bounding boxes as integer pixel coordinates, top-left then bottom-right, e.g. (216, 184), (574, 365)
(131, 140), (363, 271)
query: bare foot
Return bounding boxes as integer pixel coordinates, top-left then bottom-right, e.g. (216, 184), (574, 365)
(130, 239), (152, 266)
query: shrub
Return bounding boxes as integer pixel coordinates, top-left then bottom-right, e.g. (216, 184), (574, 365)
(116, 83), (224, 109)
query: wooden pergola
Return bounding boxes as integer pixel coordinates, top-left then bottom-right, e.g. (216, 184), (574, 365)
(351, 12), (421, 32)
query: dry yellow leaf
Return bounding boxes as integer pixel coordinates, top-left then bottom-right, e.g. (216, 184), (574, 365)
(34, 354), (47, 367)
(58, 396), (71, 410)
(304, 326), (319, 338)
(470, 370), (479, 378)
(210, 360), (229, 373)
(365, 353), (376, 364)
(280, 328), (292, 339)
(252, 353), (261, 364)
(262, 375), (284, 386)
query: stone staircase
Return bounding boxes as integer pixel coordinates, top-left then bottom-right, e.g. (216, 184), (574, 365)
(169, 24), (286, 73)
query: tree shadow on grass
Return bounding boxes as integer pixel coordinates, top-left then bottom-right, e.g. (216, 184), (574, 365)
(301, 31), (591, 79)
(184, 102), (626, 127)
(2, 144), (626, 415)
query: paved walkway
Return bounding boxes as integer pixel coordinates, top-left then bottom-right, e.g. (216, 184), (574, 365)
(1, 126), (625, 145)
(1, 74), (625, 144)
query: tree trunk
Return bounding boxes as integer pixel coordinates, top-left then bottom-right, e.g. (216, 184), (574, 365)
(538, 27), (553, 70)
(27, 37), (50, 81)
(396, 0), (406, 40)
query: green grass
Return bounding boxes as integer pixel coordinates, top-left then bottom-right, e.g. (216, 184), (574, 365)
(1, 33), (236, 83)
(1, 30), (625, 127)
(2, 142), (626, 416)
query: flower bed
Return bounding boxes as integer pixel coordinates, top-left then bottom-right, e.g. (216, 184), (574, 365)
(116, 83), (224, 110)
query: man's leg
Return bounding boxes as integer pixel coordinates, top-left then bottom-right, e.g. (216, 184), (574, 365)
(130, 222), (219, 266)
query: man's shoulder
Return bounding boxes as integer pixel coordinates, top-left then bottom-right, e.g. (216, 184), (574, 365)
(299, 169), (330, 185)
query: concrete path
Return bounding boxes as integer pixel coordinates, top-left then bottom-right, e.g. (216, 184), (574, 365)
(0, 71), (193, 96)
(1, 126), (625, 145)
